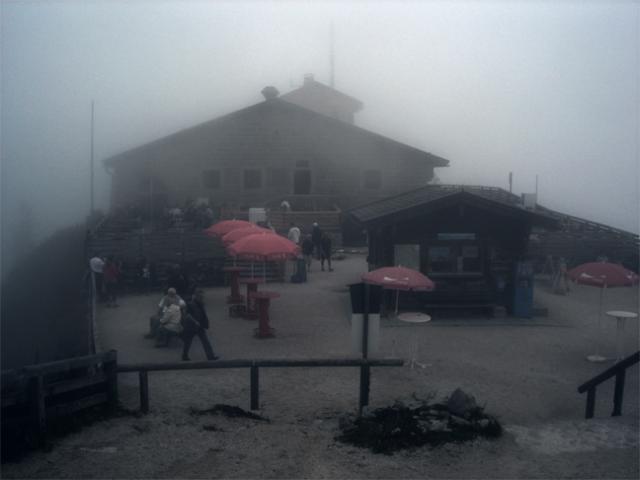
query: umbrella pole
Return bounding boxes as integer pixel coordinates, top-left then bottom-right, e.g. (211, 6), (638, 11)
(588, 285), (607, 362)
(263, 261), (266, 283)
(395, 290), (400, 317)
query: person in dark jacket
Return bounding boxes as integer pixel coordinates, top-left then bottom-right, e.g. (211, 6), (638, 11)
(311, 222), (322, 259)
(320, 232), (333, 272)
(301, 234), (314, 272)
(181, 289), (218, 361)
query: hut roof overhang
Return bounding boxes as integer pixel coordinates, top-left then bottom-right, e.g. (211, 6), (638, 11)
(348, 184), (560, 230)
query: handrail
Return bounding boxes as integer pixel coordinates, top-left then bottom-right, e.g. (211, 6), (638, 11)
(578, 351), (639, 393)
(577, 351), (639, 419)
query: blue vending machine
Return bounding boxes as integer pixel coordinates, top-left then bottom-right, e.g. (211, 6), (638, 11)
(513, 261), (534, 318)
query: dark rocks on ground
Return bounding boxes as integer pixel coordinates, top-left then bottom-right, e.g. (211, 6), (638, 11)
(337, 393), (502, 455)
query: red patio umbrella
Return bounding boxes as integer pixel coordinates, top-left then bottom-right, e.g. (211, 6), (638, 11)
(362, 266), (435, 316)
(567, 261), (639, 362)
(227, 233), (300, 279)
(221, 226), (274, 246)
(204, 219), (253, 238)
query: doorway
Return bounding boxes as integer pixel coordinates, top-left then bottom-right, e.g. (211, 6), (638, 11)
(294, 169), (311, 195)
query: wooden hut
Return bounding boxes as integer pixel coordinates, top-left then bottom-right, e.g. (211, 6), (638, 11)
(349, 185), (559, 315)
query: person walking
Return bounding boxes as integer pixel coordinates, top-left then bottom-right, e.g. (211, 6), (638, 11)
(182, 290), (219, 361)
(320, 232), (333, 272)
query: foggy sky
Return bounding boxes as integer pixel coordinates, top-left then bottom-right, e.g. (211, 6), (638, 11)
(2, 0), (639, 256)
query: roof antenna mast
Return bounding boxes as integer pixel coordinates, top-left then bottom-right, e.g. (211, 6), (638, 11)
(330, 22), (335, 88)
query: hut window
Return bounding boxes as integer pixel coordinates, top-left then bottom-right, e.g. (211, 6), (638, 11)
(363, 170), (382, 189)
(202, 170), (221, 189)
(427, 244), (481, 274)
(244, 169), (263, 189)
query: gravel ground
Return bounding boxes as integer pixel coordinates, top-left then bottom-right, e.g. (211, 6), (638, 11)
(3, 254), (639, 479)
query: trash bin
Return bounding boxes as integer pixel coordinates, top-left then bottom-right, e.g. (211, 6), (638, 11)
(349, 283), (381, 355)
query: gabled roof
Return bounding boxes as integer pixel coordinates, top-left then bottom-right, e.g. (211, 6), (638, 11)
(349, 184), (559, 229)
(104, 98), (448, 168)
(280, 78), (363, 113)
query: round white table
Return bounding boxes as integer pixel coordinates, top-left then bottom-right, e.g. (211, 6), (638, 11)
(396, 312), (431, 368)
(606, 310), (638, 362)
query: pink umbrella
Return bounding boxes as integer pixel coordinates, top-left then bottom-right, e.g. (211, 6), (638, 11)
(221, 226), (274, 246)
(567, 261), (639, 362)
(362, 266), (435, 315)
(204, 219), (253, 238)
(227, 233), (300, 261)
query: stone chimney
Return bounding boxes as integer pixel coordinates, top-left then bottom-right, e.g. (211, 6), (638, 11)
(261, 86), (279, 100)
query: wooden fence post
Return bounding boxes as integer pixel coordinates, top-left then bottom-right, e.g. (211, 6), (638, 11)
(585, 388), (596, 419)
(105, 351), (118, 412)
(612, 370), (626, 417)
(28, 375), (46, 447)
(139, 371), (149, 414)
(250, 366), (259, 410)
(358, 365), (370, 415)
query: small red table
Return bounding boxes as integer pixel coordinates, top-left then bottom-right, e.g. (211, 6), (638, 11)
(223, 266), (244, 304)
(239, 278), (264, 319)
(250, 290), (280, 338)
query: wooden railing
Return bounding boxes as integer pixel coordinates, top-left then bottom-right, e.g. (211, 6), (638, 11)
(1, 351), (118, 446)
(577, 351), (639, 419)
(117, 357), (403, 414)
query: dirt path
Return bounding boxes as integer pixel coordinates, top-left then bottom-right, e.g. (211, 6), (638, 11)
(3, 254), (639, 478)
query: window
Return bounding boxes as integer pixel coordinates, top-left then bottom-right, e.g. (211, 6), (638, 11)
(202, 170), (221, 189)
(244, 169), (262, 189)
(427, 243), (482, 274)
(363, 169), (382, 189)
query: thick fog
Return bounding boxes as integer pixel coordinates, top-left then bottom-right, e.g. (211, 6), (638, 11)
(2, 1), (638, 269)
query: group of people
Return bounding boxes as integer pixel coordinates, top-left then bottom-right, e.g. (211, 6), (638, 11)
(144, 287), (219, 361)
(288, 222), (333, 272)
(89, 254), (122, 307)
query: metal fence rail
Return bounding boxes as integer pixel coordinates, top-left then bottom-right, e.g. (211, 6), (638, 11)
(118, 357), (404, 413)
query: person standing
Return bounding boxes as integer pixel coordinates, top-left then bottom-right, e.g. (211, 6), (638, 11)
(311, 222), (322, 259)
(320, 232), (333, 272)
(301, 234), (314, 272)
(182, 290), (219, 361)
(287, 222), (301, 244)
(89, 254), (105, 301)
(103, 257), (120, 307)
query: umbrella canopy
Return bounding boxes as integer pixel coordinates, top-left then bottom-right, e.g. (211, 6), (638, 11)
(227, 233), (301, 261)
(362, 266), (435, 291)
(204, 220), (253, 238)
(221, 226), (274, 246)
(567, 262), (639, 288)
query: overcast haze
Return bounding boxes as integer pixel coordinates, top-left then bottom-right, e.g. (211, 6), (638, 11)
(2, 0), (639, 262)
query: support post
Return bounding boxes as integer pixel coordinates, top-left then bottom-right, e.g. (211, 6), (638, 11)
(105, 351), (118, 412)
(612, 370), (626, 417)
(250, 366), (259, 410)
(362, 283), (370, 359)
(139, 370), (149, 414)
(358, 365), (370, 415)
(28, 375), (46, 447)
(585, 387), (596, 419)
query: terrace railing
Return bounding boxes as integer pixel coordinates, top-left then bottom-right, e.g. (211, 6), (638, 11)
(117, 357), (404, 414)
(577, 351), (639, 419)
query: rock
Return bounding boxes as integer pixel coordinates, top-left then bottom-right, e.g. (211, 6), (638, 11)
(478, 419), (490, 429)
(449, 415), (472, 428)
(447, 388), (478, 418)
